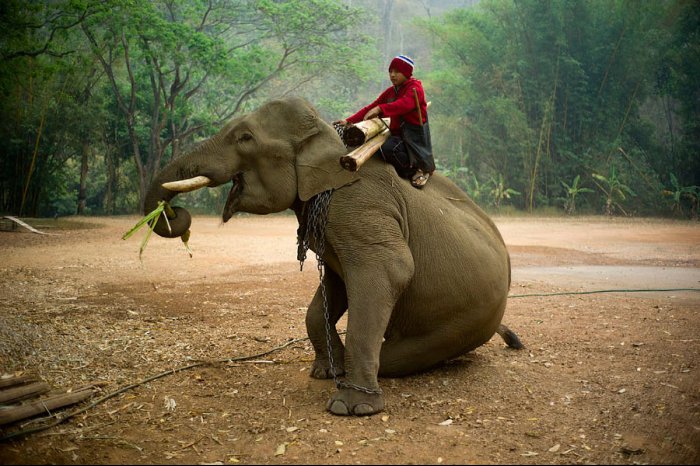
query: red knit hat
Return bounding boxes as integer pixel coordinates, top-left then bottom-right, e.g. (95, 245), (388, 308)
(389, 55), (414, 78)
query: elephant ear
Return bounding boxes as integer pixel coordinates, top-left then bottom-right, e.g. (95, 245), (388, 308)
(293, 101), (359, 201)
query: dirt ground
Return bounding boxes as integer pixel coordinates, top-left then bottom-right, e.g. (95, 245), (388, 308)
(0, 213), (698, 465)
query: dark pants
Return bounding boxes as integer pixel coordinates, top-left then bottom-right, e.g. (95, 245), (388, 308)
(379, 136), (416, 179)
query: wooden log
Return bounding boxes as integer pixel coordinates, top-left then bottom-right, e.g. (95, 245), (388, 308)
(338, 102), (431, 172)
(339, 129), (390, 172)
(0, 374), (38, 389)
(0, 389), (95, 425)
(1, 216), (52, 235)
(342, 118), (390, 147)
(0, 382), (50, 404)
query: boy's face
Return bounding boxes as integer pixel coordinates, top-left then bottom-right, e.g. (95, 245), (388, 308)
(389, 68), (408, 86)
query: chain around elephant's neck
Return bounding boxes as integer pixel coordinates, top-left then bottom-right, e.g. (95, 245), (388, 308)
(296, 190), (382, 396)
(297, 190), (333, 271)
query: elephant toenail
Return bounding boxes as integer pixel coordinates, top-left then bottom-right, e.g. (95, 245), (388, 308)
(328, 400), (350, 416)
(353, 403), (376, 416)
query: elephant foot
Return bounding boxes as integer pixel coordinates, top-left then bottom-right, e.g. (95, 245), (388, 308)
(326, 388), (385, 416)
(309, 357), (345, 379)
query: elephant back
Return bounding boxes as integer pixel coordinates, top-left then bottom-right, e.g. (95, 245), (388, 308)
(345, 157), (504, 246)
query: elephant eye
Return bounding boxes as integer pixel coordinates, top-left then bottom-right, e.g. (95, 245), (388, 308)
(238, 132), (253, 143)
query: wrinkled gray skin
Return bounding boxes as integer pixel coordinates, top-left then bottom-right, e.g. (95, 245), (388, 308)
(145, 97), (523, 416)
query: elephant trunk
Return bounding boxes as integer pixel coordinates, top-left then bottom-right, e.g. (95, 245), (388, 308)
(144, 136), (229, 238)
(143, 164), (194, 239)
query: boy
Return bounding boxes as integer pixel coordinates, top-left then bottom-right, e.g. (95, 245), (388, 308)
(336, 55), (434, 188)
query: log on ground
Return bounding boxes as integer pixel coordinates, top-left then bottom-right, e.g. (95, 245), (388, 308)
(0, 389), (95, 426)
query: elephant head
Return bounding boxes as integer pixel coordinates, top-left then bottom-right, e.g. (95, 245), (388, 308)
(145, 97), (358, 237)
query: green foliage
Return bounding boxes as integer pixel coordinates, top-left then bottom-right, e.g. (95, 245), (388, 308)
(419, 0), (693, 216)
(0, 0), (375, 216)
(592, 166), (636, 216)
(488, 173), (521, 209)
(560, 175), (594, 215)
(662, 173), (699, 219)
(1, 0), (698, 219)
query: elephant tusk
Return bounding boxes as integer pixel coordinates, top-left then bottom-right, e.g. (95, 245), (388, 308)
(162, 175), (212, 192)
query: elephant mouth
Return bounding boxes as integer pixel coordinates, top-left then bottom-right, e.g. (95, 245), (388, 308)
(223, 172), (243, 223)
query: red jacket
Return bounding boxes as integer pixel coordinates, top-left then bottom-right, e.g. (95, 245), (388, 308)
(346, 78), (427, 136)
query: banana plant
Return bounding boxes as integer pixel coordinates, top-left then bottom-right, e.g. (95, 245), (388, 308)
(662, 173), (699, 219)
(488, 173), (521, 209)
(591, 166), (635, 216)
(465, 173), (486, 203)
(561, 175), (594, 214)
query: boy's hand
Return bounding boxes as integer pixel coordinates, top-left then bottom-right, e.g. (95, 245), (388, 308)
(333, 118), (348, 126)
(363, 106), (382, 120)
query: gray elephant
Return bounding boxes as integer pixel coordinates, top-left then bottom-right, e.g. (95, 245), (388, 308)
(145, 96), (523, 416)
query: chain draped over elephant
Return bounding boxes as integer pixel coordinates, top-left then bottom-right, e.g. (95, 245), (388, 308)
(144, 96), (523, 416)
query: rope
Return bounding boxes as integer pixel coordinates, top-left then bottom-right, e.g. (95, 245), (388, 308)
(509, 287), (700, 298)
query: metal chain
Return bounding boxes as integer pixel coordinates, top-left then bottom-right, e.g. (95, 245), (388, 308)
(297, 190), (382, 395)
(333, 122), (347, 146)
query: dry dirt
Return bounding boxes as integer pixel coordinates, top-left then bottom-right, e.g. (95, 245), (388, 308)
(0, 214), (698, 465)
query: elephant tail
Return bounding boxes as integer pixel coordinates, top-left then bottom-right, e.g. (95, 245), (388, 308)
(497, 324), (524, 349)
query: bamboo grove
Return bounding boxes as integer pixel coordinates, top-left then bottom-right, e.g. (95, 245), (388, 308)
(1, 0), (698, 219)
(420, 0), (699, 218)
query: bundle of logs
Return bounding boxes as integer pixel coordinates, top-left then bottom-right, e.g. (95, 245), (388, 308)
(338, 101), (430, 172)
(0, 373), (99, 427)
(338, 117), (391, 172)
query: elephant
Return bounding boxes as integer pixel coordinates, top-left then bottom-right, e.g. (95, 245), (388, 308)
(144, 96), (523, 416)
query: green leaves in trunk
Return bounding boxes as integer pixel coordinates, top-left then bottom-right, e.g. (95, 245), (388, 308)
(122, 200), (192, 259)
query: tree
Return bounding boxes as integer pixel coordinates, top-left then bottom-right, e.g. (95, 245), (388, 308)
(80, 0), (372, 211)
(417, 0), (683, 213)
(654, 0), (700, 194)
(0, 0), (100, 216)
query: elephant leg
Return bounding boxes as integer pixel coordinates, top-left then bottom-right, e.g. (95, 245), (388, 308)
(378, 332), (456, 377)
(326, 252), (414, 416)
(306, 267), (348, 379)
(378, 304), (510, 377)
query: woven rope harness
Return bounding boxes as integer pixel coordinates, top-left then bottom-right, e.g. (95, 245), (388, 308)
(297, 190), (382, 395)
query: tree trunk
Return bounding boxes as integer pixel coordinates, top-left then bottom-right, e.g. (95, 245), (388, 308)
(77, 141), (89, 215)
(381, 0), (394, 62)
(103, 146), (114, 215)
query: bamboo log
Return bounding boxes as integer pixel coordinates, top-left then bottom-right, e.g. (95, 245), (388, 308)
(339, 129), (390, 172)
(338, 102), (431, 172)
(0, 374), (37, 389)
(0, 389), (95, 426)
(342, 118), (390, 147)
(0, 382), (50, 404)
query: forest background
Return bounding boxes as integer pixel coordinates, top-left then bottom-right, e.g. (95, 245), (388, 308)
(1, 0), (698, 219)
